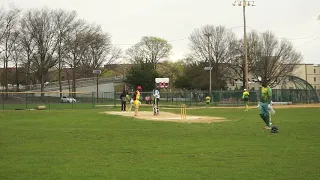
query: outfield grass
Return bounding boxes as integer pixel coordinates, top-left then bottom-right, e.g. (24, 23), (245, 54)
(0, 107), (319, 180)
(1, 98), (257, 110)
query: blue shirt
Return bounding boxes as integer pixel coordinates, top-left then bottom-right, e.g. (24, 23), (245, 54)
(154, 90), (160, 98)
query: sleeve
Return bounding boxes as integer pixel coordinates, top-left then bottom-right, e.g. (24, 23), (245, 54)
(267, 87), (272, 103)
(242, 92), (245, 99)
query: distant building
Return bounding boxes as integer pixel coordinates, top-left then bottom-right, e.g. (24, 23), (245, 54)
(225, 63), (320, 91)
(292, 64), (320, 90)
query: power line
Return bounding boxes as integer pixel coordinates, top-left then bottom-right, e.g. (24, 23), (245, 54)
(111, 26), (320, 46)
(245, 26), (320, 41)
(295, 35), (320, 48)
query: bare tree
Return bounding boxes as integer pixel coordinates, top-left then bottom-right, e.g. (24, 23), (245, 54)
(20, 11), (36, 90)
(25, 8), (59, 98)
(0, 6), (21, 97)
(250, 31), (302, 87)
(0, 7), (7, 42)
(64, 20), (90, 94)
(80, 27), (122, 77)
(229, 31), (260, 88)
(53, 9), (77, 97)
(188, 25), (237, 90)
(126, 36), (172, 69)
(10, 33), (23, 92)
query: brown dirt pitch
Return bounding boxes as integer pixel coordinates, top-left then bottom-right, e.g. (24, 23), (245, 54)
(103, 111), (227, 124)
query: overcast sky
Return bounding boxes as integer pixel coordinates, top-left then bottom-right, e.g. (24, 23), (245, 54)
(1, 0), (320, 64)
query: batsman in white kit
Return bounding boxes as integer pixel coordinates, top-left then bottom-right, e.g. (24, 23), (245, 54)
(153, 89), (160, 115)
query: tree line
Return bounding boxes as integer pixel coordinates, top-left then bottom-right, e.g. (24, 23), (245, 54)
(125, 25), (302, 91)
(0, 5), (121, 98)
(0, 5), (303, 95)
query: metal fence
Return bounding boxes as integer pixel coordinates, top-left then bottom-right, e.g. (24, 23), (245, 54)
(0, 92), (94, 110)
(0, 89), (318, 110)
(113, 89), (319, 108)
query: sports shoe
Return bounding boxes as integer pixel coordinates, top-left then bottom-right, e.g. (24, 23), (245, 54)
(264, 126), (271, 130)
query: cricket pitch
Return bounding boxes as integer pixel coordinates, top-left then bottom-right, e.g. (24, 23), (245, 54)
(104, 111), (226, 123)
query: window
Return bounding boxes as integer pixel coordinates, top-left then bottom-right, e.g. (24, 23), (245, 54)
(314, 77), (317, 82)
(314, 69), (316, 73)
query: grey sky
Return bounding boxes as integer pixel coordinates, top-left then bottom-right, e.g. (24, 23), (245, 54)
(2, 0), (320, 64)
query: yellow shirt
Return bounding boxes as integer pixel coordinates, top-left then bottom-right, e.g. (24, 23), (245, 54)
(261, 86), (272, 103)
(134, 90), (141, 105)
(242, 91), (249, 99)
(205, 96), (211, 102)
(136, 90), (140, 100)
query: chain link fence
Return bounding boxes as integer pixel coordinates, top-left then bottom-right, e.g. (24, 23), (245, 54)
(112, 89), (319, 108)
(0, 89), (318, 110)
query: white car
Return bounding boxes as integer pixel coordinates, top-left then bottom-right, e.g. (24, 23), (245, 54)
(61, 96), (77, 103)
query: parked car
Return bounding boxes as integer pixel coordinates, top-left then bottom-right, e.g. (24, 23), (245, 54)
(61, 96), (76, 103)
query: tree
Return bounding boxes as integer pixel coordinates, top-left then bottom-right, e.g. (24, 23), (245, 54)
(188, 25), (236, 90)
(126, 36), (172, 69)
(249, 31), (302, 87)
(20, 11), (36, 90)
(80, 26), (121, 77)
(53, 9), (77, 97)
(158, 60), (184, 88)
(125, 61), (161, 92)
(64, 19), (90, 93)
(175, 61), (228, 90)
(25, 8), (59, 98)
(0, 6), (21, 97)
(11, 35), (23, 92)
(229, 31), (260, 89)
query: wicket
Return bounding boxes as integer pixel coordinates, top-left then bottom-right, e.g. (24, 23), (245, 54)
(180, 104), (186, 119)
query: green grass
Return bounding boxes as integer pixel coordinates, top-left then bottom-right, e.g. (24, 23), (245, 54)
(0, 107), (320, 180)
(1, 98), (257, 110)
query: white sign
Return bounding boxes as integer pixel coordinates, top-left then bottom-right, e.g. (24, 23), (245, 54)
(155, 78), (169, 83)
(93, 70), (101, 74)
(155, 78), (169, 88)
(204, 67), (213, 71)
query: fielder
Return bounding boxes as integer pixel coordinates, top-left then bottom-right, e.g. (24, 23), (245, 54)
(205, 95), (211, 108)
(259, 82), (273, 130)
(242, 89), (250, 111)
(133, 86), (142, 116)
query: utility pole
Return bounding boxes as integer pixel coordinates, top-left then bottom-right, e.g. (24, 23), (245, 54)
(233, 0), (255, 90)
(204, 33), (212, 95)
(93, 69), (101, 103)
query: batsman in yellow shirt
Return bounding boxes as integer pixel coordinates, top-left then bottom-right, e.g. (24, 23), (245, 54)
(242, 89), (250, 111)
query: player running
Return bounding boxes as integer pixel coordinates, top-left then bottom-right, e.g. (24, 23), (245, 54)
(242, 89), (250, 111)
